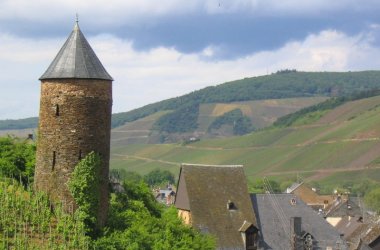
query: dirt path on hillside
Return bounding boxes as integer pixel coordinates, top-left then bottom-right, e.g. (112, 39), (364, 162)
(112, 153), (179, 166)
(259, 165), (380, 179)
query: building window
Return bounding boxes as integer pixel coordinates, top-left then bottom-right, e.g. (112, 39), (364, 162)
(290, 198), (297, 205)
(52, 151), (56, 170)
(55, 104), (60, 116)
(227, 200), (236, 210)
(78, 150), (82, 160)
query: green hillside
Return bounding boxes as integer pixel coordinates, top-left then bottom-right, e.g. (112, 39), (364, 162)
(110, 95), (380, 189)
(111, 96), (327, 145)
(3, 70), (380, 132)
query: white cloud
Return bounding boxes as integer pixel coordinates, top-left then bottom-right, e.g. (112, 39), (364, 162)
(1, 0), (379, 25)
(0, 28), (380, 119)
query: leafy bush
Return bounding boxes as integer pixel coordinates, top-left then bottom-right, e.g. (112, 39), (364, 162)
(95, 181), (216, 250)
(68, 152), (102, 237)
(0, 136), (35, 186)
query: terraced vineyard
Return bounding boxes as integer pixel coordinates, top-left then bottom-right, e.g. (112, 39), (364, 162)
(110, 96), (326, 145)
(110, 95), (380, 187)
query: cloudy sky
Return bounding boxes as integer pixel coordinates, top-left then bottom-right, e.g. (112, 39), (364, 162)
(1, 0), (380, 119)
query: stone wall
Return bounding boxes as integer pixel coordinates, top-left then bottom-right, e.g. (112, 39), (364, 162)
(34, 78), (112, 227)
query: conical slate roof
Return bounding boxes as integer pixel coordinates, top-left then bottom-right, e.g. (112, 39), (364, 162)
(40, 22), (113, 81)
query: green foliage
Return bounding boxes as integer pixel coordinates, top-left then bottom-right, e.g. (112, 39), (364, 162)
(274, 89), (380, 127)
(208, 109), (253, 135)
(68, 151), (102, 236)
(143, 169), (175, 187)
(110, 168), (143, 184)
(116, 71), (380, 129)
(0, 179), (90, 249)
(154, 103), (200, 133)
(364, 187), (380, 213)
(248, 179), (281, 193)
(95, 181), (215, 250)
(0, 136), (36, 185)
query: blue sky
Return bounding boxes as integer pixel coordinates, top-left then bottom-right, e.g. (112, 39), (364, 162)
(1, 0), (380, 119)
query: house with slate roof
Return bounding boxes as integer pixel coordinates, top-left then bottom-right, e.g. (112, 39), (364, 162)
(326, 197), (364, 220)
(251, 194), (347, 250)
(175, 164), (259, 250)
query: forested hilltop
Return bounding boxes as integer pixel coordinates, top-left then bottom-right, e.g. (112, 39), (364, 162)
(2, 70), (380, 131)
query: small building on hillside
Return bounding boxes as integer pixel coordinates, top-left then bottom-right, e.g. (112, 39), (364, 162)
(251, 194), (347, 249)
(175, 164), (259, 250)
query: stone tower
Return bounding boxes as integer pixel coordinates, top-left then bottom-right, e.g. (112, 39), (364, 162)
(34, 21), (113, 226)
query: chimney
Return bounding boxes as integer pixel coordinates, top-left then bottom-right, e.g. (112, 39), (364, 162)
(290, 217), (302, 250)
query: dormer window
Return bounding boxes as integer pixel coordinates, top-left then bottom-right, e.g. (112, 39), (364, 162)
(239, 221), (259, 250)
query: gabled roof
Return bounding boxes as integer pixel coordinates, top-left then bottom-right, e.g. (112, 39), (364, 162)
(326, 197), (363, 218)
(40, 22), (113, 81)
(175, 164), (257, 250)
(251, 194), (344, 250)
(287, 182), (335, 207)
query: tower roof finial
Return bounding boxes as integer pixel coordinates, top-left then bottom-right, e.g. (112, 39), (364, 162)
(76, 13), (79, 24)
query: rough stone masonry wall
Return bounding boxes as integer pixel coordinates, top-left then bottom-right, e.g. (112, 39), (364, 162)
(35, 79), (112, 227)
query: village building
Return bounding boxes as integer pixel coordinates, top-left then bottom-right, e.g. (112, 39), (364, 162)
(154, 186), (176, 205)
(174, 165), (355, 249)
(251, 194), (347, 249)
(34, 21), (113, 227)
(286, 182), (337, 211)
(175, 164), (259, 250)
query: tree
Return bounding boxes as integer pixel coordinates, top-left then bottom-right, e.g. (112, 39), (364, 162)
(95, 180), (215, 249)
(0, 136), (35, 186)
(143, 169), (175, 187)
(364, 188), (380, 213)
(110, 168), (143, 184)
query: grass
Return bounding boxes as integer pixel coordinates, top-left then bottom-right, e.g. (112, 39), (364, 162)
(109, 95), (380, 188)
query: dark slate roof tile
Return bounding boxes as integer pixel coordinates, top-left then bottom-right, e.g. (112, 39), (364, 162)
(251, 194), (345, 250)
(40, 22), (113, 81)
